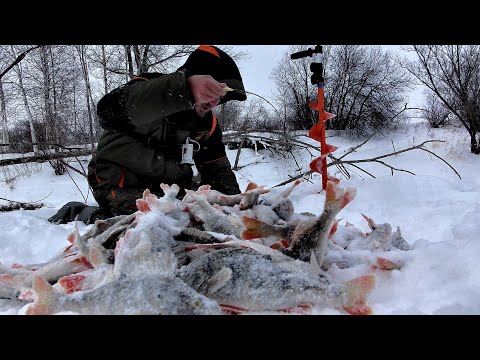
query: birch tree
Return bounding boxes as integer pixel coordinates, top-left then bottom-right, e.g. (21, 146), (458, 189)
(75, 45), (95, 149)
(0, 78), (9, 153)
(9, 45), (39, 154)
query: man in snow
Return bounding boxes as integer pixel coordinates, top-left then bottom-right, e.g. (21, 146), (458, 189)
(48, 45), (247, 225)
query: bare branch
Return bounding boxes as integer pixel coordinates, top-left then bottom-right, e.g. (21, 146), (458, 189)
(272, 170), (314, 188)
(60, 160), (87, 178)
(420, 147), (462, 179)
(0, 45), (43, 80)
(329, 139), (461, 179)
(63, 162), (87, 203)
(270, 135), (461, 188)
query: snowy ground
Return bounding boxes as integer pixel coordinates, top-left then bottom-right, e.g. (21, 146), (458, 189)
(1, 121), (479, 315)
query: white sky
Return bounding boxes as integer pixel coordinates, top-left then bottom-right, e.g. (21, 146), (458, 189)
(233, 45), (290, 101)
(1, 120), (479, 315)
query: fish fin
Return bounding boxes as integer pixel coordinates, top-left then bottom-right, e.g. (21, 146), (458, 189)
(257, 187), (271, 195)
(342, 274), (376, 315)
(325, 181), (357, 212)
(88, 246), (107, 268)
(327, 174), (341, 185)
(57, 274), (86, 294)
(206, 267), (232, 295)
(361, 213), (376, 230)
(309, 250), (322, 274)
(160, 183), (180, 197)
(371, 257), (402, 271)
(328, 219), (341, 238)
(270, 240), (289, 250)
(277, 303), (312, 314)
(25, 276), (57, 315)
(0, 274), (27, 289)
(241, 216), (270, 240)
(66, 231), (76, 245)
(73, 222), (90, 259)
(136, 198), (150, 213)
(280, 178), (303, 198)
(244, 182), (259, 193)
(220, 304), (247, 315)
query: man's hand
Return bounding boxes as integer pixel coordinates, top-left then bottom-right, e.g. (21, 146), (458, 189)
(188, 75), (227, 105)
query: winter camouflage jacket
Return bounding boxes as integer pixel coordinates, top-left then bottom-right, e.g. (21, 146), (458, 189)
(87, 71), (240, 215)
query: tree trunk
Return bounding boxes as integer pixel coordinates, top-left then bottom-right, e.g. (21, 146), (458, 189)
(470, 130), (479, 154)
(12, 51), (39, 154)
(77, 46), (95, 149)
(0, 79), (10, 153)
(101, 45), (108, 94)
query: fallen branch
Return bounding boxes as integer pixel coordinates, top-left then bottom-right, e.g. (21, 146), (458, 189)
(0, 202), (44, 212)
(0, 196), (46, 212)
(0, 149), (95, 167)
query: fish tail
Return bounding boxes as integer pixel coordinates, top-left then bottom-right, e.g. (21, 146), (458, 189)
(25, 276), (57, 315)
(342, 274), (376, 315)
(241, 216), (274, 240)
(325, 181), (357, 213)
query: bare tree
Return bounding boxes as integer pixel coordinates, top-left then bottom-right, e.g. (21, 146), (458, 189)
(215, 101), (243, 131)
(271, 45), (316, 131)
(423, 91), (451, 128)
(271, 45), (413, 135)
(0, 45), (42, 80)
(8, 45), (39, 154)
(324, 45), (413, 135)
(75, 45), (95, 149)
(404, 45), (480, 154)
(0, 78), (9, 153)
(124, 45), (196, 78)
(240, 98), (275, 131)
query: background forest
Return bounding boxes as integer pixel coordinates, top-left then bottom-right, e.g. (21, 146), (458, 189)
(1, 45), (479, 155)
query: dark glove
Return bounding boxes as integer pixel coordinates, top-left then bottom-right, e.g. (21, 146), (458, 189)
(197, 157), (240, 195)
(48, 202), (112, 225)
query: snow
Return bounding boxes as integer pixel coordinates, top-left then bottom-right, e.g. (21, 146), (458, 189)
(1, 120), (479, 315)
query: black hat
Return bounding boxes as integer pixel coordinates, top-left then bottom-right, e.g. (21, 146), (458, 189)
(178, 45), (247, 104)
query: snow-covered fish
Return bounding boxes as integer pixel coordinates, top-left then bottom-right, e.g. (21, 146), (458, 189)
(185, 190), (243, 237)
(178, 247), (375, 315)
(25, 207), (222, 315)
(390, 226), (411, 251)
(284, 181), (356, 266)
(25, 274), (221, 315)
(346, 214), (392, 251)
